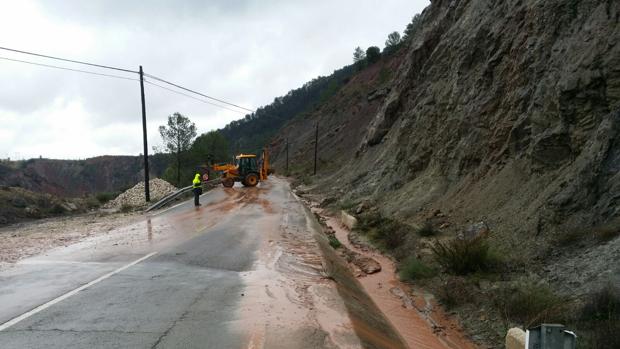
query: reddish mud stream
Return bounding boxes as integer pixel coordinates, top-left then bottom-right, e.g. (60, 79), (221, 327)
(319, 211), (478, 349)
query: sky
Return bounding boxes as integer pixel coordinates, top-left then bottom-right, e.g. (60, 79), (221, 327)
(0, 0), (429, 160)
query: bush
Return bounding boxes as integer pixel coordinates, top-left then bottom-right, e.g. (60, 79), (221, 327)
(581, 285), (620, 322)
(578, 285), (620, 349)
(95, 192), (118, 204)
(328, 235), (342, 249)
(497, 283), (567, 327)
(431, 237), (500, 275)
(417, 221), (438, 237)
(438, 276), (475, 309)
(50, 203), (66, 214)
(357, 212), (410, 250)
(120, 204), (133, 213)
(85, 197), (101, 209)
(399, 256), (435, 281)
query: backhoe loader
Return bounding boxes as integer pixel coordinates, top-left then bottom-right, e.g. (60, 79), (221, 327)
(211, 148), (270, 188)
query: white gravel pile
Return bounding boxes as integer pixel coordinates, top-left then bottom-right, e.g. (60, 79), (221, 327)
(104, 178), (177, 209)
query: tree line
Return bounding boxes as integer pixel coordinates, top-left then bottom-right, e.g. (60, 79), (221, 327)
(156, 13), (422, 187)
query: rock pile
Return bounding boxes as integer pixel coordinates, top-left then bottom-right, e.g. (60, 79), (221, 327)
(104, 178), (177, 209)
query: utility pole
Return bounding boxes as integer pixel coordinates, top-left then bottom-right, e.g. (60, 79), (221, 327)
(285, 138), (289, 175)
(313, 122), (318, 175)
(139, 66), (150, 202)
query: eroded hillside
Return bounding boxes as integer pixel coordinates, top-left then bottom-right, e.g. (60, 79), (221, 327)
(269, 0), (619, 345)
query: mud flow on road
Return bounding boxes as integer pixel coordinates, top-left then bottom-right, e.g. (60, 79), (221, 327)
(0, 177), (465, 348)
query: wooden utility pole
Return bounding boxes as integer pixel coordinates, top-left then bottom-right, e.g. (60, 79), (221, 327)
(139, 66), (150, 202)
(313, 122), (318, 175)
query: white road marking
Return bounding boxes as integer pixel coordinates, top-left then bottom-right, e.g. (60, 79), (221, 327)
(0, 252), (158, 332)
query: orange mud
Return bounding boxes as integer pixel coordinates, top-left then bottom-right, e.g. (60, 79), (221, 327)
(234, 185), (362, 348)
(319, 211), (478, 349)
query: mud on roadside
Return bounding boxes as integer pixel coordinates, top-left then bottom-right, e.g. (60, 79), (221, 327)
(297, 195), (478, 349)
(0, 211), (143, 268)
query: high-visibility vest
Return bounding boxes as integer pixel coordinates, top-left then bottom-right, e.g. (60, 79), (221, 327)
(192, 174), (201, 188)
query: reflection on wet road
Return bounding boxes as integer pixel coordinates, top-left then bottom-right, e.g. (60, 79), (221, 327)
(0, 177), (407, 348)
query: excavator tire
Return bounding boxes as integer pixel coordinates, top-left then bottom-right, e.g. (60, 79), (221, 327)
(244, 173), (259, 187)
(222, 178), (235, 188)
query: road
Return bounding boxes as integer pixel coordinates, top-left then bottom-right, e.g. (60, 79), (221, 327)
(0, 177), (407, 348)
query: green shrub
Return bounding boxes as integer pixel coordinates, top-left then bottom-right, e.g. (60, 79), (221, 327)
(581, 285), (620, 322)
(399, 256), (436, 281)
(50, 203), (66, 214)
(431, 237), (500, 275)
(328, 235), (342, 249)
(557, 228), (587, 246)
(594, 219), (620, 242)
(356, 212), (411, 250)
(368, 220), (408, 250)
(438, 276), (474, 309)
(120, 204), (133, 213)
(417, 221), (438, 237)
(339, 199), (356, 211)
(498, 283), (567, 327)
(85, 197), (101, 209)
(578, 285), (620, 349)
(95, 192), (118, 204)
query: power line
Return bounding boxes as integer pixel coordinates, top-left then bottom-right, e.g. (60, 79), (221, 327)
(0, 46), (138, 74)
(0, 45), (256, 113)
(144, 73), (255, 113)
(144, 79), (247, 114)
(0, 56), (140, 81)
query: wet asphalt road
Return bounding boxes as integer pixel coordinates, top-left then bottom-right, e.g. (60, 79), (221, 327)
(0, 177), (407, 349)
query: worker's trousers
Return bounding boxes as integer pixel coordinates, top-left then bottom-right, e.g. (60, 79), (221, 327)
(193, 187), (201, 206)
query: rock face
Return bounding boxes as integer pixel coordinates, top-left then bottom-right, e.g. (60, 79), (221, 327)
(271, 0), (620, 260)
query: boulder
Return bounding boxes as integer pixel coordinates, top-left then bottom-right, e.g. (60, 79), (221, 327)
(341, 210), (358, 229)
(505, 328), (526, 349)
(24, 206), (40, 217)
(458, 221), (489, 240)
(354, 255), (382, 274)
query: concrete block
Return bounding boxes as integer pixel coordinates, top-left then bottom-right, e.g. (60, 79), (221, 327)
(506, 327), (526, 349)
(341, 211), (358, 230)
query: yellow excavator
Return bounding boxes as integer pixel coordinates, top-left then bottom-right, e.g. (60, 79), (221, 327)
(211, 148), (270, 188)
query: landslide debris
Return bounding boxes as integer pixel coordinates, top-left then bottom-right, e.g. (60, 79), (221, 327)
(104, 178), (177, 210)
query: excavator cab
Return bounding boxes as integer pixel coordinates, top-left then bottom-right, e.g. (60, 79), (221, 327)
(236, 155), (258, 177)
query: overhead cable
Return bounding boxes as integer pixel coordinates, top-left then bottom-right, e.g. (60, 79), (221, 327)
(144, 73), (255, 113)
(144, 79), (247, 114)
(0, 46), (138, 73)
(0, 56), (139, 81)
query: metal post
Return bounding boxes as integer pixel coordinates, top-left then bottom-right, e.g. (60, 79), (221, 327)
(285, 138), (289, 174)
(313, 122), (318, 175)
(139, 66), (150, 202)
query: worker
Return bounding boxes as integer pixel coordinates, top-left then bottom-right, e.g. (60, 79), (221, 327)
(192, 173), (202, 206)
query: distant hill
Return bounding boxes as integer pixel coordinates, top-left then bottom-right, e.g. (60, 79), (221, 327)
(0, 155), (169, 197)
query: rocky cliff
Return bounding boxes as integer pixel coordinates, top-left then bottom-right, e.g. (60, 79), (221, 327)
(273, 0), (619, 258)
(269, 0), (619, 345)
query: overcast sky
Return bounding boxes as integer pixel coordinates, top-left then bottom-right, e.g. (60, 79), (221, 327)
(0, 0), (428, 160)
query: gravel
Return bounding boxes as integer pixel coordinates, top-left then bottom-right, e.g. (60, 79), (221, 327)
(104, 178), (177, 209)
